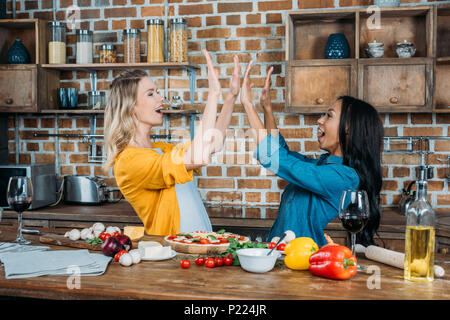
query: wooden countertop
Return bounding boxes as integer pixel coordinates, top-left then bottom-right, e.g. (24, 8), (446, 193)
(0, 227), (448, 300)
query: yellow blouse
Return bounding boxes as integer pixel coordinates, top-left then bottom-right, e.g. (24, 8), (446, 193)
(113, 141), (194, 236)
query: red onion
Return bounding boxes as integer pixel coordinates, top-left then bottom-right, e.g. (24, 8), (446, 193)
(115, 234), (132, 251)
(101, 237), (122, 257)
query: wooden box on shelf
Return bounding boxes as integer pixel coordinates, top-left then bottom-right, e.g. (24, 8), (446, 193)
(285, 6), (437, 113)
(434, 4), (450, 113)
(0, 19), (59, 113)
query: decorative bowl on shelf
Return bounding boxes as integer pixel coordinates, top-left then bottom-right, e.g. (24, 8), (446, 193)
(374, 0), (400, 7)
(325, 33), (350, 59)
(7, 39), (31, 64)
(366, 40), (384, 58)
(396, 40), (416, 58)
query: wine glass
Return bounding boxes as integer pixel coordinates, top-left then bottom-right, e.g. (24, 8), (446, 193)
(339, 189), (369, 271)
(7, 176), (33, 245)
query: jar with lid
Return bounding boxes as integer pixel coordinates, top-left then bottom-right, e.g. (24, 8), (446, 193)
(170, 95), (183, 110)
(147, 19), (164, 63)
(48, 21), (66, 64)
(89, 91), (106, 110)
(99, 44), (116, 63)
(76, 29), (93, 64)
(123, 29), (141, 63)
(169, 18), (187, 62)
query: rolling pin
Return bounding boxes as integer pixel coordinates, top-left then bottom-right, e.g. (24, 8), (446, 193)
(354, 244), (445, 277)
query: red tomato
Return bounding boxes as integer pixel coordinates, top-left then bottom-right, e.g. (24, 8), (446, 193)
(224, 256), (233, 266)
(167, 234), (177, 240)
(114, 250), (128, 262)
(214, 257), (224, 267)
(195, 257), (205, 266)
(112, 232), (121, 237)
(238, 236), (245, 241)
(200, 239), (210, 245)
(99, 232), (111, 242)
(277, 243), (286, 251)
(219, 238), (228, 243)
(205, 258), (215, 268)
(180, 259), (191, 269)
(268, 242), (277, 249)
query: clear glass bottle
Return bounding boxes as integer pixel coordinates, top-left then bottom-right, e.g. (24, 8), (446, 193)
(404, 179), (436, 282)
(99, 44), (116, 63)
(147, 19), (164, 63)
(169, 18), (187, 62)
(48, 21), (66, 64)
(123, 28), (141, 63)
(89, 91), (106, 110)
(76, 29), (93, 64)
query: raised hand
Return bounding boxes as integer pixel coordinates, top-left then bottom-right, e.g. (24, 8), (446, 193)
(260, 66), (273, 111)
(229, 55), (240, 97)
(203, 49), (221, 96)
(240, 60), (254, 108)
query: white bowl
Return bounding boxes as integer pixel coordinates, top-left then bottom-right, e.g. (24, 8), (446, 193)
(236, 248), (281, 273)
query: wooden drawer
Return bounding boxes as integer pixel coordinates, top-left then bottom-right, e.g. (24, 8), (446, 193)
(0, 64), (58, 113)
(358, 58), (433, 112)
(286, 59), (357, 113)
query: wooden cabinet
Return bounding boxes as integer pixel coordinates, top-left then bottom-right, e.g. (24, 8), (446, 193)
(286, 6), (445, 113)
(0, 64), (59, 112)
(434, 4), (450, 113)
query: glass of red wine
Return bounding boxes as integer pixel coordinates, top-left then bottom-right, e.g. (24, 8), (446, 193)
(7, 176), (33, 245)
(339, 189), (369, 271)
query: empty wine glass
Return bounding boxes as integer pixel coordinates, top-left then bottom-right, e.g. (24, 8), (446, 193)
(339, 189), (369, 271)
(7, 176), (33, 245)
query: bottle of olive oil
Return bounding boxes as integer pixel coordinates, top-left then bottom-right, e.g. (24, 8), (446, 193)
(404, 179), (436, 282)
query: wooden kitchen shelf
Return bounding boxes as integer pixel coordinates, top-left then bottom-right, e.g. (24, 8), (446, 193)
(39, 108), (200, 114)
(41, 62), (200, 71)
(285, 5), (444, 113)
(434, 4), (450, 113)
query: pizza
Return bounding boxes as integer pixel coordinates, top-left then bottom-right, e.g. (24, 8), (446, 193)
(162, 230), (250, 254)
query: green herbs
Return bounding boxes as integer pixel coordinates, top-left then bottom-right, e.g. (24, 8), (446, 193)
(222, 238), (268, 266)
(86, 237), (103, 245)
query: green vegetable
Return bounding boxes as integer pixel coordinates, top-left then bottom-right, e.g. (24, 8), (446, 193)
(222, 238), (268, 266)
(216, 229), (226, 235)
(207, 235), (217, 240)
(86, 237), (103, 245)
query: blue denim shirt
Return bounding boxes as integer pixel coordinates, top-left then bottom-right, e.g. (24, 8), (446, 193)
(254, 133), (359, 247)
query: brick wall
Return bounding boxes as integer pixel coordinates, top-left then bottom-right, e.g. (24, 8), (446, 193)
(4, 0), (450, 218)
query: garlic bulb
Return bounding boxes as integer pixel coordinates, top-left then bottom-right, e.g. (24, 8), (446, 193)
(68, 229), (81, 241)
(129, 249), (141, 264)
(91, 222), (105, 233)
(105, 226), (121, 235)
(80, 228), (94, 240)
(119, 253), (133, 267)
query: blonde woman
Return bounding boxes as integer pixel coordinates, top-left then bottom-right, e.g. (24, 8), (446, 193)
(103, 50), (240, 236)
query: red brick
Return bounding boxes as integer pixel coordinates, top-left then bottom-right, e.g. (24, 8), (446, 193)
(258, 1), (292, 11)
(236, 26), (271, 38)
(205, 191), (242, 202)
(403, 127), (443, 137)
(141, 6), (164, 17)
(104, 7), (136, 18)
(206, 166), (222, 176)
(198, 178), (234, 189)
(298, 0), (334, 9)
(237, 179), (272, 189)
(197, 28), (231, 39)
(245, 192), (261, 202)
(179, 4), (213, 15)
(218, 2), (253, 13)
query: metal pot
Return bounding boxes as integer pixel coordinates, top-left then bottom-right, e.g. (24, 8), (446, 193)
(398, 180), (416, 216)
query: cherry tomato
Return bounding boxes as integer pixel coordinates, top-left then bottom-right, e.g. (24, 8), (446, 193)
(268, 242), (277, 249)
(205, 258), (215, 268)
(277, 243), (286, 251)
(112, 232), (121, 237)
(180, 259), (191, 269)
(99, 232), (111, 242)
(195, 257), (205, 266)
(215, 257), (224, 267)
(168, 234), (177, 240)
(114, 250), (128, 262)
(238, 236), (245, 241)
(219, 238), (229, 243)
(224, 256), (233, 266)
(200, 239), (210, 245)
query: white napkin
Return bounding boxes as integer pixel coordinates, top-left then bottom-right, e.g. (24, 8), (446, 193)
(0, 245), (112, 279)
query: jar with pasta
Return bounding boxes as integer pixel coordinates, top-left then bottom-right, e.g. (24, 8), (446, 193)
(147, 19), (164, 63)
(169, 18), (187, 62)
(99, 44), (116, 63)
(48, 21), (66, 64)
(123, 29), (141, 63)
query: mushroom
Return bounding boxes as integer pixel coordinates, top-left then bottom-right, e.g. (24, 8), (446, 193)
(119, 253), (133, 267)
(105, 226), (121, 235)
(80, 228), (95, 240)
(91, 222), (105, 234)
(68, 229), (81, 241)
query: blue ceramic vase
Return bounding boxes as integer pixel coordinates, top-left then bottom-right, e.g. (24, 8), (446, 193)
(325, 33), (350, 59)
(7, 39), (31, 64)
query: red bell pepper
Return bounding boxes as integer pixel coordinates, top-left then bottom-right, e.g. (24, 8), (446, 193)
(309, 245), (357, 280)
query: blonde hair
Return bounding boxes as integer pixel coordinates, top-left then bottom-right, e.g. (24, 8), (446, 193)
(103, 69), (148, 173)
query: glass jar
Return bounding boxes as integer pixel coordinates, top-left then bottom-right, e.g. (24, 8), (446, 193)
(123, 28), (141, 63)
(48, 21), (66, 64)
(88, 91), (106, 110)
(76, 29), (93, 64)
(147, 19), (164, 63)
(170, 95), (183, 110)
(99, 44), (116, 63)
(169, 18), (187, 62)
(404, 179), (436, 282)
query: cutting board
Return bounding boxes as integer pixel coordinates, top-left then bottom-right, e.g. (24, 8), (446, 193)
(39, 233), (103, 251)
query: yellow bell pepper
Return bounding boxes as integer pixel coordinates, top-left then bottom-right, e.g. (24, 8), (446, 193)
(284, 237), (319, 270)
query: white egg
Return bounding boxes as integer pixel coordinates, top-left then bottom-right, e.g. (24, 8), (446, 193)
(119, 253), (133, 267)
(129, 249), (141, 264)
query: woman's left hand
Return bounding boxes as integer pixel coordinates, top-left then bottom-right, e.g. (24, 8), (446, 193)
(229, 55), (240, 97)
(240, 60), (254, 108)
(203, 49), (221, 97)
